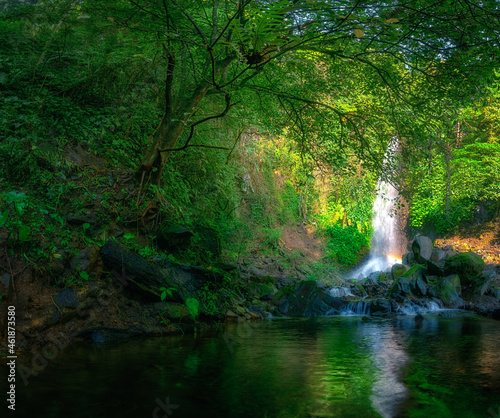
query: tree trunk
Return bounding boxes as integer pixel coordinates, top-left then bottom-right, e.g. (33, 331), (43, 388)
(139, 54), (236, 175)
(444, 144), (452, 227)
(140, 83), (210, 173)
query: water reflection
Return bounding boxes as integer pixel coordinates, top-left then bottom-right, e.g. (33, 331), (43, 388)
(4, 315), (500, 418)
(356, 324), (409, 418)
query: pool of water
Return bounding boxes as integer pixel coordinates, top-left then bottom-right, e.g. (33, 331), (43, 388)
(3, 314), (500, 417)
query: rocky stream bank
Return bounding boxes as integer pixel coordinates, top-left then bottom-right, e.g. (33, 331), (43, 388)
(1, 235), (499, 366)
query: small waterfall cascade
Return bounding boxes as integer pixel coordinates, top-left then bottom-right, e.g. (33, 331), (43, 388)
(341, 301), (372, 316)
(328, 287), (354, 298)
(349, 138), (402, 280)
(396, 299), (443, 315)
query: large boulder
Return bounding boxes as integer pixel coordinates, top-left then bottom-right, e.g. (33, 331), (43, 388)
(389, 266), (427, 298)
(428, 274), (463, 307)
(430, 247), (458, 263)
(99, 240), (224, 301)
(400, 264), (427, 282)
(271, 280), (346, 316)
(412, 236), (433, 264)
(444, 252), (485, 286)
(425, 247), (458, 276)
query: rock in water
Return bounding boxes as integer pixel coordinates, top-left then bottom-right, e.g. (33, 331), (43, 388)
(271, 280), (346, 316)
(428, 275), (463, 308)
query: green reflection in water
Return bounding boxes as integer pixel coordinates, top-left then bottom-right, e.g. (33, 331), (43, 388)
(4, 314), (500, 418)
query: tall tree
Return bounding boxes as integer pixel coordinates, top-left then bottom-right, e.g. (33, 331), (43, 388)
(84, 0), (500, 176)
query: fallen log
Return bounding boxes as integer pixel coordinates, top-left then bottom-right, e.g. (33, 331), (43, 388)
(99, 240), (225, 301)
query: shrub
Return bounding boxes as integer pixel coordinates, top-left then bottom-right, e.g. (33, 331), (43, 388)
(324, 224), (370, 265)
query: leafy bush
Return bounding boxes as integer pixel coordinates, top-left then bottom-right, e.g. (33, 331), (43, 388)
(324, 224), (370, 265)
(279, 181), (301, 224)
(185, 297), (200, 320)
(262, 227), (282, 249)
(409, 144), (500, 234)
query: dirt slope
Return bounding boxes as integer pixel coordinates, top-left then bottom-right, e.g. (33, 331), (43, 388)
(435, 219), (500, 265)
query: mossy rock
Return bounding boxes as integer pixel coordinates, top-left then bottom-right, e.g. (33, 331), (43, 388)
(444, 252), (485, 286)
(247, 282), (277, 300)
(428, 274), (462, 307)
(391, 264), (409, 280)
(389, 277), (411, 296)
(271, 280), (346, 316)
(401, 264), (426, 280)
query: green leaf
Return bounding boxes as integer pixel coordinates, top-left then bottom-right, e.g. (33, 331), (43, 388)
(79, 271), (89, 280)
(18, 225), (30, 242)
(185, 297), (199, 320)
(0, 211), (8, 227)
(3, 191), (27, 204)
(159, 286), (176, 301)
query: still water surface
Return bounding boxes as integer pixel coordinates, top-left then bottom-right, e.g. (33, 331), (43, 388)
(7, 314), (500, 418)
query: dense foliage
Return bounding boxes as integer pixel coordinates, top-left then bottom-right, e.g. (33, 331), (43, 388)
(406, 74), (500, 233)
(0, 0), (499, 274)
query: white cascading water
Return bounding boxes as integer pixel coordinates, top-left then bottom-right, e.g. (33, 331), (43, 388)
(328, 287), (354, 298)
(349, 138), (401, 280)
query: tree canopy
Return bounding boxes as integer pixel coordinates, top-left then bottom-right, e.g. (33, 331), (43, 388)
(1, 0), (500, 250)
(54, 0), (498, 173)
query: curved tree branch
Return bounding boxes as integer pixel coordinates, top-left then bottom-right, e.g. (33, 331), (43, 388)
(158, 93), (234, 152)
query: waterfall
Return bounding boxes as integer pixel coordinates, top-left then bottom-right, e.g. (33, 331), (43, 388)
(349, 138), (401, 280)
(341, 301), (372, 316)
(328, 286), (354, 298)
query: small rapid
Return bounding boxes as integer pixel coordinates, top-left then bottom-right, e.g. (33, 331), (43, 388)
(328, 286), (452, 317)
